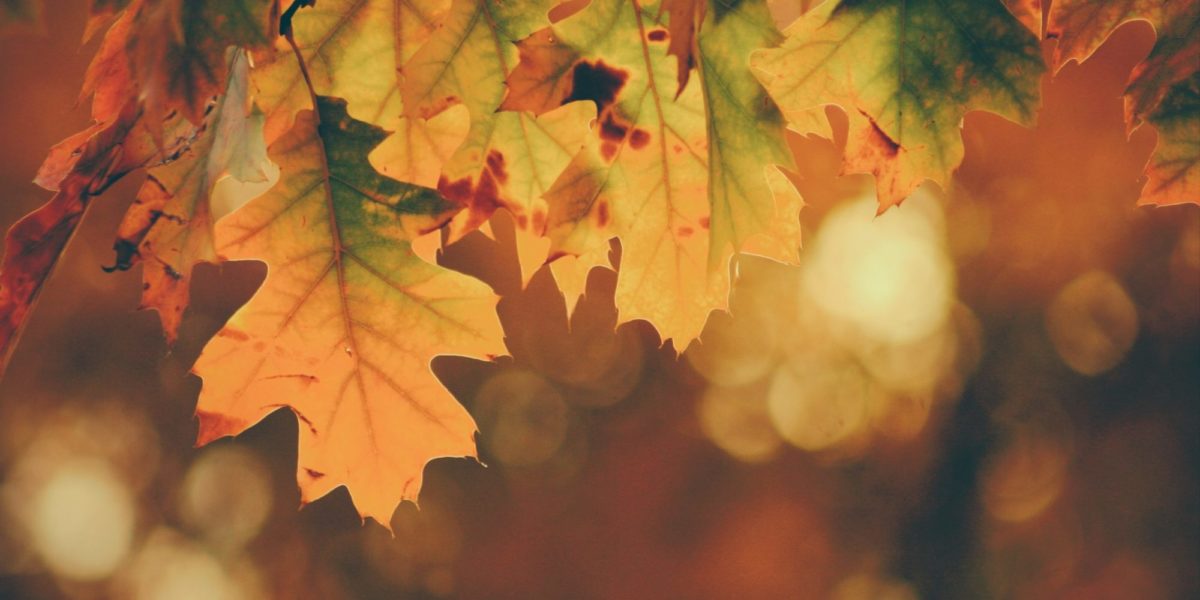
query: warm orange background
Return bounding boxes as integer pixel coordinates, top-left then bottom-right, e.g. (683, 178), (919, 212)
(1, 2), (1197, 599)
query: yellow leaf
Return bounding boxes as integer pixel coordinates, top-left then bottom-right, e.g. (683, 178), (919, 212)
(193, 97), (505, 526)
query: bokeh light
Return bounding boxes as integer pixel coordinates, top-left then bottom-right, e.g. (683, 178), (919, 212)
(180, 445), (273, 550)
(1044, 270), (1139, 376)
(698, 383), (782, 463)
(982, 395), (1074, 524)
(363, 502), (463, 596)
(832, 573), (920, 600)
(473, 370), (570, 467)
(802, 189), (955, 346)
(692, 187), (967, 458)
(767, 351), (876, 452)
(28, 457), (135, 580)
(686, 308), (780, 388)
(121, 528), (260, 600)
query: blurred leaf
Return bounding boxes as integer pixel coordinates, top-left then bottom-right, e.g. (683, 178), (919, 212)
(0, 0), (41, 34)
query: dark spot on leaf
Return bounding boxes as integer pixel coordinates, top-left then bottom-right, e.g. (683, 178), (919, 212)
(304, 468), (325, 479)
(699, 216), (710, 229)
(648, 29), (668, 42)
(599, 112), (628, 142)
(859, 109), (899, 157)
(629, 129), (650, 149)
(438, 169), (504, 229)
(438, 176), (474, 206)
(217, 327), (250, 341)
(485, 150), (508, 184)
(532, 209), (547, 233)
(596, 201), (610, 227)
(678, 226), (694, 237)
(563, 60), (628, 113)
(601, 141), (618, 161)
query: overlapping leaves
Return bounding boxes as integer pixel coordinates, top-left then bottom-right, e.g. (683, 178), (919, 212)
(0, 0), (1195, 526)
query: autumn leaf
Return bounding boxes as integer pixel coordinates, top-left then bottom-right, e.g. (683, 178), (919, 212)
(397, 0), (593, 282)
(192, 96), (505, 526)
(250, 0), (444, 138)
(2, 0), (269, 371)
(752, 0), (1044, 210)
(661, 0), (704, 94)
(1001, 0), (1043, 37)
(696, 0), (802, 268)
(83, 0), (131, 41)
(402, 0), (555, 120)
(0, 100), (198, 377)
(1045, 0), (1179, 69)
(1140, 73), (1199, 206)
(103, 49), (274, 343)
(34, 7), (140, 192)
(1122, 2), (1199, 130)
(506, 0), (801, 345)
(1021, 0), (1197, 206)
(123, 0), (274, 128)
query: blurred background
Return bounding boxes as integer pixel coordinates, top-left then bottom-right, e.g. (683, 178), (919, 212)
(1, 1), (1197, 598)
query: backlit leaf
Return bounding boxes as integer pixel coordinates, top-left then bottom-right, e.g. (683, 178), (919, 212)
(752, 0), (1044, 210)
(1046, 0), (1174, 69)
(192, 97), (504, 526)
(1140, 73), (1199, 206)
(0, 100), (198, 376)
(105, 50), (274, 342)
(125, 0), (274, 128)
(512, 0), (802, 345)
(251, 0), (446, 138)
(1122, 2), (1199, 131)
(398, 0), (592, 283)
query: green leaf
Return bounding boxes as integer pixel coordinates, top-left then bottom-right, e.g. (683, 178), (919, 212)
(752, 0), (1044, 209)
(1140, 73), (1200, 206)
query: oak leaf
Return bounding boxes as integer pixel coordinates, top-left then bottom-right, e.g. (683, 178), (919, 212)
(751, 0), (1044, 210)
(399, 0), (593, 282)
(507, 0), (802, 345)
(193, 97), (505, 526)
(0, 100), (198, 376)
(124, 0), (274, 128)
(105, 50), (275, 342)
(1140, 73), (1199, 206)
(1039, 1), (1198, 205)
